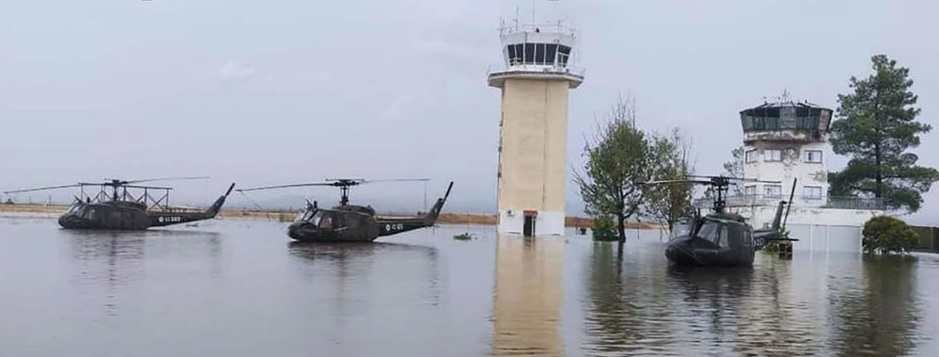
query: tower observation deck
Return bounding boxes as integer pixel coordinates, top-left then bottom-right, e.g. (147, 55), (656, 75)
(489, 18), (584, 236)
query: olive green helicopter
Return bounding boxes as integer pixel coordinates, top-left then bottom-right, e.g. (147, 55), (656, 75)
(237, 178), (453, 242)
(644, 175), (797, 266)
(3, 177), (235, 230)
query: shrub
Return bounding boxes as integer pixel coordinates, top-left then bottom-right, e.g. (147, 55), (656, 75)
(862, 216), (919, 255)
(592, 215), (619, 242)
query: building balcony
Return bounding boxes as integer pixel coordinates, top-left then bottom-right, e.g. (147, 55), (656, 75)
(488, 64), (585, 88)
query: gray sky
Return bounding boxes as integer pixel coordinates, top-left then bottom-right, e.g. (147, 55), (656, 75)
(2, 1), (938, 224)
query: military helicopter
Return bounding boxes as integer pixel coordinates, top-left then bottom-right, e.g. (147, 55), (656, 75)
(644, 175), (796, 266)
(237, 178), (453, 242)
(3, 177), (235, 230)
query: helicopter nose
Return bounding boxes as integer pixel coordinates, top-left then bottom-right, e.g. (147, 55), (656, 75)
(665, 240), (701, 266)
(288, 222), (316, 239)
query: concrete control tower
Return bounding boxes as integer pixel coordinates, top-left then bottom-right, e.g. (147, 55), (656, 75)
(489, 18), (584, 236)
(739, 98), (833, 208)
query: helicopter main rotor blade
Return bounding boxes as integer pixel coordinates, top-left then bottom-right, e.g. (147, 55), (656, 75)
(123, 185), (174, 190)
(687, 175), (781, 184)
(3, 184), (81, 194)
(325, 178), (365, 182)
(642, 179), (712, 185)
(119, 176), (211, 184)
(362, 178), (431, 184)
(236, 182), (336, 192)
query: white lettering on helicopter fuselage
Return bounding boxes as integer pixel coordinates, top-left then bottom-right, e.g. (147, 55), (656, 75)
(385, 223), (404, 232)
(158, 216), (182, 223)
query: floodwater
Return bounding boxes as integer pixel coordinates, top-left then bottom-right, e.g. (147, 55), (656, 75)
(1, 216), (938, 356)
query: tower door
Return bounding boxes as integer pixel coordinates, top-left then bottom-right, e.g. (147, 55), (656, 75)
(523, 210), (538, 237)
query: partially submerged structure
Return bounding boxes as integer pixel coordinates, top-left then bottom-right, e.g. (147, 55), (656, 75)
(702, 98), (883, 252)
(489, 18), (584, 237)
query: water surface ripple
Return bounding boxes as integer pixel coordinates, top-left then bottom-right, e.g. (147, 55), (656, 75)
(0, 216), (936, 356)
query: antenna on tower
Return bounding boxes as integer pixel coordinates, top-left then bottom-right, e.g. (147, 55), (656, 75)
(532, 0), (536, 24)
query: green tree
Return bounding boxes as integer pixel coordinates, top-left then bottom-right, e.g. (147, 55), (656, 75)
(719, 146), (744, 196)
(830, 54), (939, 212)
(574, 98), (651, 244)
(862, 216), (919, 254)
(723, 146), (744, 178)
(643, 129), (694, 232)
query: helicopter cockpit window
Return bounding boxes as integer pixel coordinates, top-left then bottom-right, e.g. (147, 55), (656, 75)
(299, 210), (323, 226)
(697, 221), (725, 248)
(671, 221), (691, 239)
(319, 212), (337, 229)
(298, 209), (318, 223)
(82, 208), (96, 220)
(67, 204), (81, 215)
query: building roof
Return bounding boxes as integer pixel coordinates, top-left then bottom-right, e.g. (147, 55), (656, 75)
(740, 99), (831, 115)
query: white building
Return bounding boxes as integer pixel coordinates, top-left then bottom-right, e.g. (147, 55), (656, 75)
(488, 21), (584, 236)
(728, 99), (883, 252)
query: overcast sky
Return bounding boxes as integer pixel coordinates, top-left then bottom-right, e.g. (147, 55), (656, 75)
(2, 1), (938, 224)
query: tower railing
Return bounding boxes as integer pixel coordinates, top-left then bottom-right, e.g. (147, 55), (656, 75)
(498, 22), (576, 37)
(693, 194), (885, 210)
(487, 63), (586, 77)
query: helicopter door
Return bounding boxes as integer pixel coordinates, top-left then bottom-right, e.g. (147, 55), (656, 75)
(523, 210), (537, 237)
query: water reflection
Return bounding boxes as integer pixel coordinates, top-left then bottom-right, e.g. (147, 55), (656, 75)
(584, 242), (679, 355)
(1, 219), (937, 356)
(582, 242), (827, 355)
(63, 229), (222, 316)
(829, 255), (922, 356)
(491, 235), (565, 356)
(284, 241), (447, 355)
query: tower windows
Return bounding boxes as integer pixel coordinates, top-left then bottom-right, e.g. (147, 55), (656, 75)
(803, 186), (823, 200)
(745, 149), (757, 163)
(805, 150), (823, 163)
(765, 149), (782, 162)
(765, 185), (782, 198)
(545, 44), (558, 66)
(558, 45), (571, 66)
(505, 43), (571, 67)
(507, 45), (520, 65)
(534, 43), (545, 64)
(524, 44), (536, 65)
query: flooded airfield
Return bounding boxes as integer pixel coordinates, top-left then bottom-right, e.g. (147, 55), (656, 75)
(1, 216), (938, 356)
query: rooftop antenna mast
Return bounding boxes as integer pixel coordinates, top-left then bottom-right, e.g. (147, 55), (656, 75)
(532, 0), (536, 24)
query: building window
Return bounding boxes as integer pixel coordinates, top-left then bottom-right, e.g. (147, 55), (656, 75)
(803, 186), (823, 200)
(765, 185), (782, 198)
(558, 45), (571, 67)
(765, 149), (782, 162)
(744, 185), (756, 196)
(545, 44), (558, 65)
(805, 150), (823, 163)
(745, 149), (757, 163)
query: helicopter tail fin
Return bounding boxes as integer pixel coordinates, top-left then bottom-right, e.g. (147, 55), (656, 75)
(770, 200), (786, 230)
(206, 183), (236, 217)
(425, 181), (453, 224)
